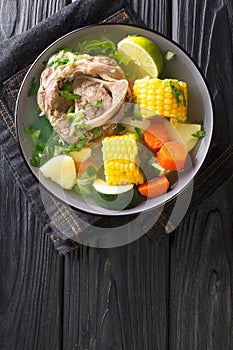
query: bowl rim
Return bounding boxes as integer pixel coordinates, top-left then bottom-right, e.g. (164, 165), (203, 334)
(15, 23), (214, 216)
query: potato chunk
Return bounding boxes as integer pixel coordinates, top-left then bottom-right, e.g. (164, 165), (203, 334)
(40, 155), (76, 189)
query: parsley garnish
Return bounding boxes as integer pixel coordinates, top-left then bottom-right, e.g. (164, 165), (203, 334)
(58, 89), (81, 101)
(28, 77), (39, 97)
(115, 124), (126, 133)
(67, 112), (89, 134)
(76, 37), (131, 65)
(167, 80), (186, 107)
(134, 127), (143, 140)
(36, 106), (41, 114)
(58, 81), (81, 100)
(88, 101), (103, 107)
(71, 133), (87, 151)
(47, 49), (81, 69)
(164, 51), (176, 61)
(92, 127), (103, 138)
(192, 130), (206, 139)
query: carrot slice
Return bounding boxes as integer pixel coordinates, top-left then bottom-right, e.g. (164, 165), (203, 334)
(157, 141), (188, 170)
(75, 161), (97, 174)
(138, 175), (170, 198)
(143, 123), (170, 152)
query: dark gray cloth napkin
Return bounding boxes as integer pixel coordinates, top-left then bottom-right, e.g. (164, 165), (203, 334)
(0, 0), (232, 254)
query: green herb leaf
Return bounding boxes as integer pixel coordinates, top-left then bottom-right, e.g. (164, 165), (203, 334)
(69, 134), (87, 152)
(58, 89), (81, 101)
(167, 80), (186, 107)
(62, 81), (73, 92)
(134, 127), (143, 140)
(81, 166), (97, 179)
(47, 49), (81, 69)
(77, 37), (116, 56)
(164, 51), (176, 61)
(24, 127), (41, 147)
(36, 106), (41, 114)
(76, 37), (131, 65)
(67, 112), (89, 134)
(67, 106), (74, 113)
(115, 124), (126, 133)
(28, 77), (39, 97)
(92, 127), (103, 138)
(192, 130), (206, 139)
(88, 101), (103, 107)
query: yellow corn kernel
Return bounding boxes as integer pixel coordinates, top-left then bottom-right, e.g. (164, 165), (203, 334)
(102, 134), (144, 186)
(133, 78), (188, 121)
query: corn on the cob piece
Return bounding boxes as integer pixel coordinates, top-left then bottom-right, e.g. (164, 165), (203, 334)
(102, 134), (144, 186)
(133, 78), (188, 121)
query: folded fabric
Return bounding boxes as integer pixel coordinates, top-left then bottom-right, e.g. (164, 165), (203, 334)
(0, 0), (232, 254)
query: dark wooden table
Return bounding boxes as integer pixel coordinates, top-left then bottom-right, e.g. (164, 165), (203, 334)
(1, 0), (233, 349)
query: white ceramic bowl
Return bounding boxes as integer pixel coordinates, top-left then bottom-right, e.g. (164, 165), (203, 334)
(16, 24), (213, 216)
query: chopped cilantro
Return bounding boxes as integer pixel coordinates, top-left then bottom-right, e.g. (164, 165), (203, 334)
(88, 101), (103, 107)
(47, 49), (81, 69)
(69, 133), (87, 152)
(115, 124), (126, 133)
(192, 130), (206, 139)
(164, 51), (176, 61)
(167, 80), (186, 107)
(134, 127), (143, 140)
(92, 127), (103, 138)
(67, 112), (89, 134)
(36, 106), (41, 114)
(28, 77), (39, 97)
(76, 37), (131, 65)
(58, 89), (81, 101)
(62, 81), (73, 92)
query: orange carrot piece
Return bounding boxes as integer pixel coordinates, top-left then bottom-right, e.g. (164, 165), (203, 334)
(143, 123), (170, 153)
(157, 141), (188, 170)
(75, 161), (97, 174)
(138, 175), (170, 198)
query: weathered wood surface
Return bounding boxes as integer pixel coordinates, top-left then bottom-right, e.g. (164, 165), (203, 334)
(170, 176), (233, 349)
(0, 0), (232, 349)
(170, 1), (233, 349)
(0, 150), (63, 350)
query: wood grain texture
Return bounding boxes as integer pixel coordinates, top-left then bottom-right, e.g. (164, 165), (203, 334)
(0, 0), (71, 41)
(170, 1), (233, 348)
(170, 177), (233, 349)
(63, 236), (170, 350)
(0, 2), (68, 349)
(172, 0), (233, 144)
(0, 150), (63, 350)
(127, 0), (171, 34)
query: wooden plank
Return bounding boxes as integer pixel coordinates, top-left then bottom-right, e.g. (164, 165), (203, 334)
(63, 236), (170, 349)
(0, 1), (70, 349)
(0, 0), (71, 41)
(63, 1), (172, 348)
(169, 177), (233, 349)
(0, 150), (63, 349)
(128, 0), (171, 34)
(170, 1), (233, 347)
(172, 0), (233, 143)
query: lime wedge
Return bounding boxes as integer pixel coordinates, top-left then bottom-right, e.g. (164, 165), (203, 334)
(117, 36), (164, 78)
